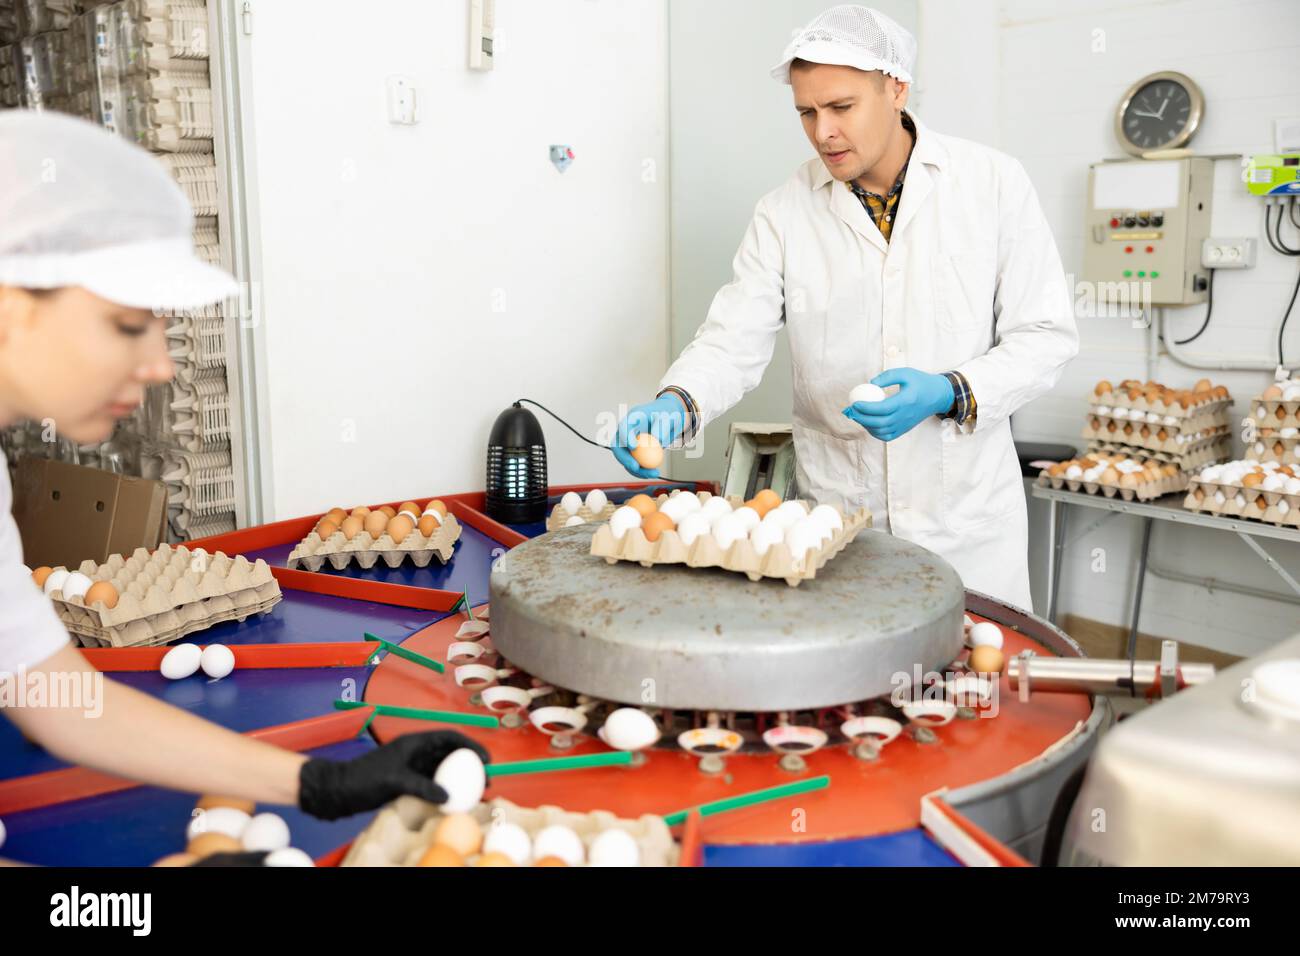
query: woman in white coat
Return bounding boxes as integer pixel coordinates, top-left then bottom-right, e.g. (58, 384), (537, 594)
(612, 6), (1078, 611)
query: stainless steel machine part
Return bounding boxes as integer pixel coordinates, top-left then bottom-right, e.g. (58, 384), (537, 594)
(1008, 645), (1217, 700)
(489, 522), (965, 711)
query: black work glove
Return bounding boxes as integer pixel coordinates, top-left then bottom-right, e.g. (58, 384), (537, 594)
(192, 851), (270, 867)
(298, 730), (490, 821)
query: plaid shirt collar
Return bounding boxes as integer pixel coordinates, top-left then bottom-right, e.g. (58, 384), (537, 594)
(847, 111), (917, 205)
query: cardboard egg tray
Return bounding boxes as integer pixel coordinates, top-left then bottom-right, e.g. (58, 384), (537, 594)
(545, 500), (617, 532)
(1082, 419), (1230, 455)
(1246, 438), (1300, 467)
(1251, 400), (1300, 429)
(340, 795), (679, 867)
(49, 546), (282, 648)
(1183, 479), (1300, 528)
(286, 513), (462, 571)
(1036, 468), (1186, 502)
(1086, 438), (1231, 472)
(1088, 389), (1232, 418)
(1084, 406), (1230, 436)
(589, 491), (871, 587)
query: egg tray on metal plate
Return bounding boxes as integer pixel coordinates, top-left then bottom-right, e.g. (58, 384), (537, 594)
(1037, 455), (1187, 502)
(1245, 435), (1300, 467)
(1084, 405), (1232, 436)
(545, 490), (618, 532)
(1085, 438), (1231, 472)
(38, 546), (282, 649)
(1082, 418), (1231, 455)
(340, 796), (679, 867)
(1087, 378), (1233, 417)
(1182, 460), (1300, 528)
(589, 489), (871, 587)
(286, 504), (462, 572)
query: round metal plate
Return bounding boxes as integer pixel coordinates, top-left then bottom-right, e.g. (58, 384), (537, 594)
(488, 523), (965, 711)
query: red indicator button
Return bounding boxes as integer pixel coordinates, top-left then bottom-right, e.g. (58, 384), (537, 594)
(1145, 245), (1154, 253)
(1110, 218), (1119, 228)
(1124, 246), (1133, 253)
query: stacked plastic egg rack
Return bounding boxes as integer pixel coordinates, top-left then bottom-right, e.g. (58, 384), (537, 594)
(1083, 377), (1233, 464)
(286, 500), (461, 572)
(545, 488), (617, 531)
(341, 796), (679, 867)
(1246, 379), (1300, 467)
(40, 545), (281, 648)
(1036, 453), (1186, 502)
(1182, 459), (1300, 528)
(589, 489), (870, 587)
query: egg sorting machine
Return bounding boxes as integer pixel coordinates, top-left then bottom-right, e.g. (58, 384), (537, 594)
(482, 523), (1112, 861)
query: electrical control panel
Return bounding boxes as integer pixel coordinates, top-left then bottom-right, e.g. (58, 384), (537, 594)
(1083, 157), (1214, 306)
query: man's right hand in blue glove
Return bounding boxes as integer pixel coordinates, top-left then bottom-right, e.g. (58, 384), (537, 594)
(611, 394), (686, 479)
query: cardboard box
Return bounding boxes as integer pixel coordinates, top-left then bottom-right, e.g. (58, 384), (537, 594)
(11, 458), (168, 570)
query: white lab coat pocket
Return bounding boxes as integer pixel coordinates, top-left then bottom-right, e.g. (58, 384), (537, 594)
(939, 424), (1021, 534)
(792, 422), (867, 513)
(934, 249), (996, 334)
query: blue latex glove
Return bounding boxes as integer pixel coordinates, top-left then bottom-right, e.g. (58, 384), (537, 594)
(611, 395), (687, 478)
(841, 368), (955, 442)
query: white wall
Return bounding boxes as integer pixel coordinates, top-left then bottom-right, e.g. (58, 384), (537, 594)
(920, 0), (1300, 654)
(243, 0), (669, 518)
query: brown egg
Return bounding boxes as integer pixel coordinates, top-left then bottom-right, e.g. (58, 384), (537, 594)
(1139, 425), (1151, 439)
(626, 494), (657, 518)
(425, 499), (448, 517)
(351, 506), (372, 518)
(325, 508), (347, 524)
(340, 516), (364, 540)
(1155, 428), (1167, 441)
(1255, 495), (1268, 510)
(473, 852), (516, 867)
(1193, 378), (1212, 392)
(1094, 380), (1113, 397)
(1106, 421), (1118, 433)
(417, 514), (441, 537)
(641, 511), (676, 542)
(1101, 467), (1120, 484)
(417, 844), (465, 867)
(533, 856), (569, 867)
(1262, 385), (1283, 400)
(1126, 387), (1142, 402)
(315, 520), (339, 539)
(398, 501), (421, 518)
(631, 433), (664, 470)
(378, 505), (397, 519)
(196, 795), (256, 815)
(1049, 462), (1069, 477)
(1279, 466), (1296, 477)
(1193, 487), (1206, 501)
(84, 581), (120, 609)
(31, 566), (53, 588)
(1119, 473), (1139, 489)
(433, 813), (482, 857)
(1176, 392), (1192, 410)
(1275, 441), (1286, 456)
(386, 513), (415, 544)
(1242, 472), (1264, 487)
(363, 511), (389, 537)
(152, 853), (198, 867)
(1162, 464), (1178, 477)
(1122, 423), (1134, 435)
(969, 645), (1004, 674)
(187, 832), (243, 858)
(1212, 385), (1228, 399)
(753, 489), (782, 514)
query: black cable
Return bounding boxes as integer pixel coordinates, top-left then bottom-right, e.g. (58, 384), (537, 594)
(514, 398), (612, 449)
(1172, 268), (1214, 345)
(1266, 204), (1300, 256)
(1276, 203), (1300, 253)
(1291, 199), (1300, 230)
(1279, 262), (1300, 367)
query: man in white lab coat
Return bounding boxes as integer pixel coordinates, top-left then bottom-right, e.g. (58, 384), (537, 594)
(612, 6), (1078, 610)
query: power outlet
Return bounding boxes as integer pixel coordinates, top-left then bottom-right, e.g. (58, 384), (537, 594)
(1201, 237), (1256, 269)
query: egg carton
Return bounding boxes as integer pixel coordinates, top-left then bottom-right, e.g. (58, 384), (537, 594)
(1250, 400), (1300, 429)
(287, 513), (462, 572)
(1086, 438), (1231, 472)
(1246, 439), (1300, 466)
(48, 546), (282, 648)
(1082, 422), (1230, 455)
(340, 796), (679, 867)
(1183, 480), (1300, 528)
(590, 491), (871, 587)
(1084, 406), (1231, 435)
(545, 500), (617, 532)
(1036, 468), (1186, 502)
(1088, 388), (1232, 418)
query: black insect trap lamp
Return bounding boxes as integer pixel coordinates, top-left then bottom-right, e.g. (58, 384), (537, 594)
(486, 402), (548, 523)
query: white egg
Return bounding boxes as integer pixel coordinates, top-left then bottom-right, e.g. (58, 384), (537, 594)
(600, 708), (660, 750)
(1278, 500), (1291, 515)
(698, 496), (733, 520)
(264, 847), (315, 867)
(1162, 415), (1178, 426)
(711, 514), (747, 550)
(1095, 404), (1111, 415)
(1256, 406), (1267, 419)
(607, 505), (643, 540)
(60, 572), (93, 602)
(1112, 407), (1129, 419)
(1285, 477), (1300, 494)
(1145, 412), (1160, 424)
(675, 512), (712, 547)
(749, 522), (785, 557)
(200, 643), (235, 680)
(731, 506), (761, 532)
(809, 504), (843, 534)
(1200, 465), (1222, 482)
(1284, 385), (1300, 401)
(849, 382), (886, 405)
(160, 643), (203, 680)
(589, 827), (641, 867)
(564, 515), (585, 527)
(560, 491), (583, 516)
(187, 806), (250, 841)
(1262, 475), (1285, 492)
(483, 821), (532, 865)
(241, 812), (290, 851)
(761, 507), (800, 532)
(775, 500), (810, 523)
(532, 825), (584, 866)
(969, 621), (1003, 649)
(1213, 491), (1227, 505)
(585, 489), (609, 515)
(1234, 493), (1247, 507)
(1281, 427), (1298, 439)
(785, 520), (823, 564)
(42, 568), (69, 596)
(1262, 460), (1281, 471)
(1065, 465), (1083, 480)
(434, 748), (486, 813)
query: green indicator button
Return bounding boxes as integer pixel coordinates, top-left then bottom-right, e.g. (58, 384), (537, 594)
(1137, 270), (1146, 277)
(1151, 270), (1159, 278)
(1123, 269), (1132, 277)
